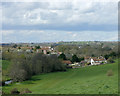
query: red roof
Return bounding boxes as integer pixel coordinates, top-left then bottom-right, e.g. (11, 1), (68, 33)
(84, 56), (91, 59)
(37, 48), (50, 50)
(62, 60), (72, 64)
(21, 47), (32, 49)
(80, 61), (86, 63)
(93, 58), (105, 61)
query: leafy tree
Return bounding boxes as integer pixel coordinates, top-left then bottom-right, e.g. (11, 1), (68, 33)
(2, 52), (16, 61)
(34, 48), (36, 51)
(107, 57), (115, 63)
(7, 48), (10, 52)
(7, 52), (66, 82)
(9, 58), (32, 82)
(47, 52), (50, 54)
(104, 54), (109, 60)
(31, 54), (66, 74)
(91, 54), (95, 57)
(79, 57), (84, 62)
(104, 52), (117, 60)
(35, 46), (40, 49)
(18, 47), (21, 49)
(58, 53), (67, 60)
(109, 52), (117, 57)
(72, 55), (79, 63)
(12, 44), (17, 48)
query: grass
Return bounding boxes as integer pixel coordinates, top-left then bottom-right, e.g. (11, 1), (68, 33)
(1, 60), (11, 81)
(2, 60), (11, 70)
(2, 60), (118, 94)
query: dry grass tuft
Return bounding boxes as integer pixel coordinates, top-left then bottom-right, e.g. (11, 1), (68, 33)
(107, 69), (114, 76)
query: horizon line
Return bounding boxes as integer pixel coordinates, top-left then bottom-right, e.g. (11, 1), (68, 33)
(1, 40), (119, 44)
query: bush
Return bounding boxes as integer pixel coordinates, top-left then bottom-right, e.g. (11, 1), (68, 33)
(2, 91), (6, 94)
(0, 81), (5, 86)
(107, 70), (114, 76)
(58, 53), (67, 60)
(71, 55), (79, 63)
(20, 88), (32, 94)
(107, 57), (115, 63)
(100, 62), (104, 64)
(11, 88), (20, 94)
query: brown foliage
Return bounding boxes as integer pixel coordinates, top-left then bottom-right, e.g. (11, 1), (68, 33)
(107, 69), (114, 76)
(20, 88), (32, 94)
(11, 88), (20, 94)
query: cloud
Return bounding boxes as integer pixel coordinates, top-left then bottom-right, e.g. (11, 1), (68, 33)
(1, 0), (119, 2)
(1, 1), (118, 43)
(2, 30), (118, 43)
(2, 30), (15, 36)
(1, 1), (118, 31)
(67, 32), (73, 34)
(72, 33), (77, 37)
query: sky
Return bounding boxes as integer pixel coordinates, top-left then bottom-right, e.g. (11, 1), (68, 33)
(1, 0), (118, 43)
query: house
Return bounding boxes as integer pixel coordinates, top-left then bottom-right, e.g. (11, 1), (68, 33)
(62, 60), (72, 66)
(84, 56), (91, 63)
(80, 61), (86, 67)
(26, 49), (33, 53)
(84, 56), (107, 65)
(17, 49), (23, 52)
(71, 62), (81, 68)
(62, 60), (73, 68)
(62, 60), (81, 68)
(51, 52), (58, 55)
(91, 57), (107, 65)
(36, 48), (50, 54)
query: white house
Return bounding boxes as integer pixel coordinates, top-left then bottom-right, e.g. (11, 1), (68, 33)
(91, 57), (107, 65)
(85, 56), (107, 65)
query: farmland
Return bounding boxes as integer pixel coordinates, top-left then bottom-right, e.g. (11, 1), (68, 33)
(2, 59), (118, 94)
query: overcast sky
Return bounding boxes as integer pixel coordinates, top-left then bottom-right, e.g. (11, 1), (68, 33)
(1, 0), (118, 43)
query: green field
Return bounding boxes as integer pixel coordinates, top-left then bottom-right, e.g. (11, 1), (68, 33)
(2, 60), (11, 70)
(1, 60), (11, 81)
(2, 60), (118, 94)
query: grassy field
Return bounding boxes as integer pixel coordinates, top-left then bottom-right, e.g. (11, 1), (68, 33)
(2, 60), (118, 94)
(2, 60), (11, 70)
(2, 60), (11, 81)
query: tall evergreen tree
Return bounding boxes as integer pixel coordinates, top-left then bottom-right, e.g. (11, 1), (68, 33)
(58, 53), (67, 60)
(72, 55), (79, 63)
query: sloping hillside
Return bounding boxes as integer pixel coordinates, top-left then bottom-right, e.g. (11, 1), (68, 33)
(3, 60), (118, 94)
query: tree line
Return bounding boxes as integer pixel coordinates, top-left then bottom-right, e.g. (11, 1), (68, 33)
(7, 53), (66, 82)
(58, 52), (119, 63)
(58, 53), (84, 63)
(55, 44), (118, 58)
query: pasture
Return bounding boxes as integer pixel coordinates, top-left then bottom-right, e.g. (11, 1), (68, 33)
(2, 60), (118, 94)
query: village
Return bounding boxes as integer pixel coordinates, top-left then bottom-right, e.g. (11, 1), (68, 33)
(1, 43), (109, 69)
(63, 56), (107, 68)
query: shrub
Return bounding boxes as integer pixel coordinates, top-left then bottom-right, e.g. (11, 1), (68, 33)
(0, 81), (5, 86)
(100, 62), (104, 64)
(71, 55), (79, 63)
(2, 91), (6, 94)
(107, 70), (114, 76)
(58, 53), (67, 60)
(20, 88), (32, 94)
(107, 57), (115, 63)
(11, 88), (20, 94)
